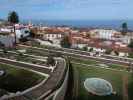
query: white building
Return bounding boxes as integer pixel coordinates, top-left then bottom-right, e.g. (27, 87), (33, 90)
(112, 36), (132, 44)
(43, 33), (63, 45)
(73, 44), (87, 49)
(0, 33), (15, 47)
(118, 36), (132, 44)
(15, 28), (30, 39)
(43, 33), (62, 41)
(0, 27), (13, 33)
(0, 26), (30, 47)
(91, 29), (118, 40)
(35, 39), (61, 48)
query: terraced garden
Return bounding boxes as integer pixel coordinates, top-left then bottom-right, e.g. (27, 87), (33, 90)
(71, 57), (130, 71)
(0, 50), (48, 67)
(0, 63), (45, 96)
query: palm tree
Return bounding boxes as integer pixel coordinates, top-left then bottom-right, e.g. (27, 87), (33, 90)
(8, 11), (19, 45)
(121, 22), (128, 35)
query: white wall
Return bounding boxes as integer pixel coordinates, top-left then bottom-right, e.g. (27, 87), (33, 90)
(44, 34), (62, 40)
(94, 29), (117, 40)
(0, 28), (13, 33)
(15, 28), (30, 39)
(0, 35), (15, 47)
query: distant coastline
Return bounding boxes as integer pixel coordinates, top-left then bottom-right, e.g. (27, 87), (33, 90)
(22, 19), (133, 30)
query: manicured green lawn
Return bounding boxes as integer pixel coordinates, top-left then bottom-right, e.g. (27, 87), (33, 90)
(0, 63), (45, 93)
(26, 48), (49, 57)
(107, 64), (129, 71)
(73, 63), (133, 100)
(71, 57), (129, 71)
(71, 57), (99, 65)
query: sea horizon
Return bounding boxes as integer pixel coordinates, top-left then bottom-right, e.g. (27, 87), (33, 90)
(22, 19), (133, 30)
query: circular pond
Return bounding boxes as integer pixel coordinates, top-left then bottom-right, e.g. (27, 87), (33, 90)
(84, 78), (113, 96)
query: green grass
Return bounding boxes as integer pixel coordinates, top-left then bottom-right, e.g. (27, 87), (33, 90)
(107, 64), (129, 71)
(26, 48), (49, 57)
(0, 63), (45, 93)
(71, 57), (130, 72)
(0, 51), (47, 66)
(70, 57), (99, 65)
(128, 53), (133, 58)
(72, 63), (132, 100)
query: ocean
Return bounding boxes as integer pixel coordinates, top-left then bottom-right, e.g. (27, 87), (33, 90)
(22, 19), (133, 30)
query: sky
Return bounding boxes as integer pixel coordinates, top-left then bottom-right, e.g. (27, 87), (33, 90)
(0, 0), (133, 20)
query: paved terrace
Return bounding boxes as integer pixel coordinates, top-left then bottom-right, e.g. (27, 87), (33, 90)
(23, 58), (66, 100)
(0, 57), (66, 100)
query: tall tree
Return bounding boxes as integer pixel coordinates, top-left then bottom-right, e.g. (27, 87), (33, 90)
(8, 11), (19, 45)
(8, 11), (19, 24)
(60, 36), (71, 48)
(46, 55), (55, 66)
(121, 22), (128, 35)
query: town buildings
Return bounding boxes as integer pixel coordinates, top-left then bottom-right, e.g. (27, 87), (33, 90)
(0, 24), (30, 47)
(0, 22), (133, 56)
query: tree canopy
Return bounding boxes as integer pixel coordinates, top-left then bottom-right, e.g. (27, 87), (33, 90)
(60, 36), (71, 48)
(128, 40), (133, 48)
(46, 55), (55, 66)
(121, 22), (128, 35)
(8, 11), (19, 24)
(83, 46), (88, 51)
